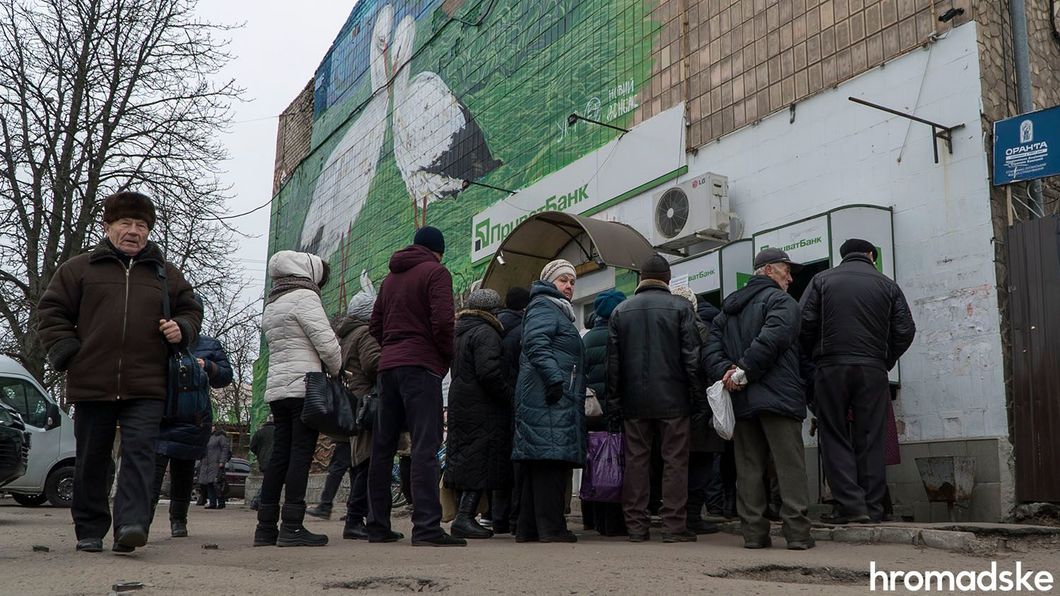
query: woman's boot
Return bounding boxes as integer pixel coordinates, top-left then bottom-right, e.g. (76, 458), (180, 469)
(277, 503), (329, 547)
(253, 504), (280, 546)
(170, 499), (190, 537)
(451, 491), (493, 539)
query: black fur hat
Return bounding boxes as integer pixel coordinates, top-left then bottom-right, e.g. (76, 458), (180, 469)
(102, 192), (156, 229)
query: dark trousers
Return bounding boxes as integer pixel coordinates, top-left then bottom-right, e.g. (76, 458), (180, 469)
(516, 460), (569, 540)
(151, 455), (195, 522)
(705, 442), (736, 513)
(815, 364), (890, 520)
(260, 398), (319, 506)
(72, 399), (164, 540)
(622, 417), (690, 536)
(318, 441), (353, 506)
(733, 413), (811, 542)
(687, 451), (713, 522)
(347, 458), (370, 519)
(367, 367), (444, 542)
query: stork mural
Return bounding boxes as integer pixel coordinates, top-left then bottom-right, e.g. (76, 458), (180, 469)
(300, 3), (500, 257)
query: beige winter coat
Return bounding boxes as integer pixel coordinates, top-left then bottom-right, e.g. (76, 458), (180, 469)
(263, 251), (342, 403)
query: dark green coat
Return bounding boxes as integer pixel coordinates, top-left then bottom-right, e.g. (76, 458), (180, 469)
(581, 318), (609, 402)
(511, 281), (586, 466)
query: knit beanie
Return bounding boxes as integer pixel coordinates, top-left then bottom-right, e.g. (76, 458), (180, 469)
(414, 226), (445, 254)
(671, 285), (697, 307)
(467, 288), (502, 311)
(505, 286), (530, 311)
(840, 238), (876, 259)
(346, 270), (377, 320)
(593, 289), (626, 319)
(540, 259), (576, 283)
(640, 254), (671, 283)
(102, 192), (156, 229)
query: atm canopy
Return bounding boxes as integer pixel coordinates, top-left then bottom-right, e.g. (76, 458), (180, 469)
(480, 211), (657, 295)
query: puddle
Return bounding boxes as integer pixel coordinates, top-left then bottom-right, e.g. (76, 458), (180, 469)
(323, 577), (449, 592)
(708, 564), (870, 585)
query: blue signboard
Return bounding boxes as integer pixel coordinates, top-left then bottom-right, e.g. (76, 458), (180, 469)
(993, 105), (1060, 185)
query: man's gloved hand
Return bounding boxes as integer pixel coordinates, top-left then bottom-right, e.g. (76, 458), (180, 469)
(545, 382), (564, 404)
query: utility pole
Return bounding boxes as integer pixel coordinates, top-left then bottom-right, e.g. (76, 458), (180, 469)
(1008, 0), (1045, 215)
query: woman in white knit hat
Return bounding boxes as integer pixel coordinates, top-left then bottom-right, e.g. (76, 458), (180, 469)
(510, 259), (585, 543)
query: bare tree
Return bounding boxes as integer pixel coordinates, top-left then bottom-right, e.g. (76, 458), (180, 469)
(0, 0), (247, 388)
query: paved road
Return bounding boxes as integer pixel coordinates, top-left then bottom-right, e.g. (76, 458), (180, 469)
(1, 501), (1058, 594)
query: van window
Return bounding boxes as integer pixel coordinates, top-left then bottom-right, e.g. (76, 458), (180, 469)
(0, 377), (49, 428)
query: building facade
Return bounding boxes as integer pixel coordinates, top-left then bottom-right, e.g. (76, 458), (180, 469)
(261, 0), (1060, 520)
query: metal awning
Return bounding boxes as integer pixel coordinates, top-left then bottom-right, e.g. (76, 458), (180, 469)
(480, 211), (657, 295)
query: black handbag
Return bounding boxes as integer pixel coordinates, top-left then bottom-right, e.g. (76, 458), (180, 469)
(354, 392), (378, 432)
(156, 264), (210, 423)
(302, 371), (357, 438)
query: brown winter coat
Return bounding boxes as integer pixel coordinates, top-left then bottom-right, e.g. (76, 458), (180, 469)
(336, 314), (381, 466)
(36, 240), (202, 403)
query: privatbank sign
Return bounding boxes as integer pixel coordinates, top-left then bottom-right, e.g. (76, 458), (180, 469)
(470, 104), (686, 263)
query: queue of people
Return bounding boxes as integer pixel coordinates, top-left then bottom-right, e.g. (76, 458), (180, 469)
(37, 191), (915, 554)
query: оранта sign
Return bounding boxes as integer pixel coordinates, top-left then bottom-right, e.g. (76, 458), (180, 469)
(993, 105), (1060, 185)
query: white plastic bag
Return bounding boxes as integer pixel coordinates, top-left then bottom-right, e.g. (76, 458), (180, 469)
(707, 380), (736, 440)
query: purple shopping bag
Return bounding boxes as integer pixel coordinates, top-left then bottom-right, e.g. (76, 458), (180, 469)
(579, 431), (624, 503)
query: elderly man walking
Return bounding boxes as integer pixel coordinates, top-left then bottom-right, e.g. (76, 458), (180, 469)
(703, 248), (813, 550)
(800, 239), (916, 524)
(367, 227), (465, 547)
(38, 192), (202, 554)
(606, 255), (704, 543)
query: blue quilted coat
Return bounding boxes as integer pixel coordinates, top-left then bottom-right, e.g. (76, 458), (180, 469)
(511, 281), (586, 466)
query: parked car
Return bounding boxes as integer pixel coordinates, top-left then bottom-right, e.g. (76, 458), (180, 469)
(161, 457), (250, 501)
(0, 401), (30, 488)
(0, 356), (75, 507)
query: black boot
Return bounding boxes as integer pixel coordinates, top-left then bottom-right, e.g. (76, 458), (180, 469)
(450, 491), (493, 539)
(253, 504), (280, 546)
(343, 517), (368, 540)
(170, 499), (190, 538)
(306, 503), (332, 520)
(277, 503), (329, 547)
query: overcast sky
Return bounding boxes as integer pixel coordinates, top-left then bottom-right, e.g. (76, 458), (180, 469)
(193, 2), (356, 301)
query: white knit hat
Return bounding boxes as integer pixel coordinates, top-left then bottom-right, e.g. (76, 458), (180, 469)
(540, 259), (576, 283)
(671, 285), (697, 307)
(346, 270), (377, 320)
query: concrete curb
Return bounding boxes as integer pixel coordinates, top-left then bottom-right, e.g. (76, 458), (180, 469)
(716, 521), (998, 554)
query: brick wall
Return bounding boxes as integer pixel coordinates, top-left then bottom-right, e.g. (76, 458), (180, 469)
(641, 0), (960, 147)
(272, 79), (315, 196)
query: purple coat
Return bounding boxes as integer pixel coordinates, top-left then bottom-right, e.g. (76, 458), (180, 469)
(370, 244), (455, 376)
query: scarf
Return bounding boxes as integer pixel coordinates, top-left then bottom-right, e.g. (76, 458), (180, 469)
(267, 275), (320, 305)
(544, 295), (576, 322)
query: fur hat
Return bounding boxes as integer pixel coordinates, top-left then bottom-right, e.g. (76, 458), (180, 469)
(467, 288), (502, 311)
(414, 226), (445, 254)
(103, 192), (156, 229)
(640, 254), (671, 283)
(540, 259), (576, 283)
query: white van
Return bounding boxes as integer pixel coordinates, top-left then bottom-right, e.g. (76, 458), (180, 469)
(0, 355), (76, 507)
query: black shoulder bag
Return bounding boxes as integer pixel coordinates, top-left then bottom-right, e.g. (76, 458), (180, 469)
(156, 263), (210, 423)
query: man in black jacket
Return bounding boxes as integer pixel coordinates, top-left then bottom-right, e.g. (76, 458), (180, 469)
(800, 238), (916, 524)
(606, 255), (703, 543)
(704, 248), (814, 550)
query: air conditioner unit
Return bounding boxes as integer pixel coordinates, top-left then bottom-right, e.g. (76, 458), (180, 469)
(651, 172), (731, 251)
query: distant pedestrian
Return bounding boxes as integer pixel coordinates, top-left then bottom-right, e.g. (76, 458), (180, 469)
(446, 288), (510, 539)
(606, 256), (703, 543)
(37, 191), (203, 554)
(248, 415), (275, 511)
(368, 227), (465, 546)
(704, 248), (815, 550)
(255, 250), (341, 548)
(511, 259), (585, 544)
(492, 286), (530, 534)
(799, 238), (915, 524)
(200, 426), (232, 509)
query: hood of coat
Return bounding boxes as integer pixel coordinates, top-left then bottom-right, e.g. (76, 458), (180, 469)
(529, 279), (566, 302)
(456, 309), (503, 335)
(333, 313), (368, 339)
(268, 250), (327, 284)
(388, 244), (439, 274)
(496, 308), (523, 333)
(722, 274), (781, 315)
(697, 300), (720, 324)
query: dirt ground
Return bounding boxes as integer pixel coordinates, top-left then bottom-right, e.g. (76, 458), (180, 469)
(2, 500), (1059, 595)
